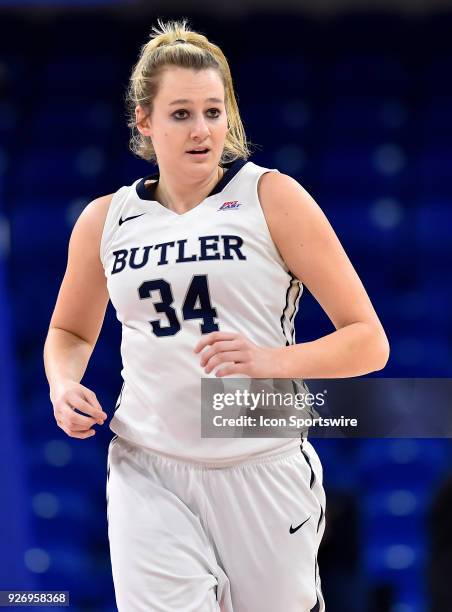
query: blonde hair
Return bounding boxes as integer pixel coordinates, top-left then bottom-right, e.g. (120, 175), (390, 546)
(125, 18), (251, 165)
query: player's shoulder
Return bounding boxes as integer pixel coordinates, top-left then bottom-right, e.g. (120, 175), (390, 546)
(79, 182), (134, 226)
(76, 193), (115, 233)
(257, 170), (311, 218)
(86, 192), (117, 216)
(258, 169), (301, 198)
(70, 193), (118, 253)
(70, 181), (137, 259)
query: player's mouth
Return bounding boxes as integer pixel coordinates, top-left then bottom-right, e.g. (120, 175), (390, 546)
(186, 147), (210, 157)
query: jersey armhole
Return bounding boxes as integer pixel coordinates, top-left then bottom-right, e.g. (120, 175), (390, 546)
(254, 169), (290, 272)
(255, 169), (304, 345)
(99, 185), (130, 269)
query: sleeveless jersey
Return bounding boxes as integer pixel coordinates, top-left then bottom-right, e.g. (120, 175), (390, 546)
(100, 159), (303, 464)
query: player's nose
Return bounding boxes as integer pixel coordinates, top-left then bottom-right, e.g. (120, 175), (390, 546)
(190, 114), (210, 140)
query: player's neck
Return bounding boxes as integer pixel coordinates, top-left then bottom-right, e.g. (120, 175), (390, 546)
(153, 166), (224, 214)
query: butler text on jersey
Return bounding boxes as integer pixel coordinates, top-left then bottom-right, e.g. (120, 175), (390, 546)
(111, 234), (247, 274)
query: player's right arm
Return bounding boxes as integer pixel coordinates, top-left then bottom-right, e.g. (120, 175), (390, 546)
(43, 194), (113, 439)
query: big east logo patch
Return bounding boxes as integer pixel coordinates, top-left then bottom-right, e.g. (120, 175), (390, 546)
(218, 200), (241, 211)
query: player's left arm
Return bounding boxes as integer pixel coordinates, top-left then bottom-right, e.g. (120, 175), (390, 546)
(257, 171), (389, 378)
(195, 172), (389, 378)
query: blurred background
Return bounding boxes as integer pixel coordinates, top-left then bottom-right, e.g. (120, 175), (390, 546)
(0, 0), (451, 610)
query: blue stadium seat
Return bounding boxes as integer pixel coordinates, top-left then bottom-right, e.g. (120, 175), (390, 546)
(415, 201), (452, 250)
(357, 440), (450, 488)
(422, 57), (452, 94)
(364, 540), (425, 580)
(28, 101), (114, 147)
(10, 147), (109, 199)
(415, 148), (452, 196)
(40, 57), (119, 95)
(420, 98), (452, 144)
(327, 55), (409, 96)
(322, 97), (407, 145)
(237, 55), (311, 96)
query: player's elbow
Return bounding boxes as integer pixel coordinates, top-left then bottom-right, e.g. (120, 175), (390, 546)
(371, 329), (390, 372)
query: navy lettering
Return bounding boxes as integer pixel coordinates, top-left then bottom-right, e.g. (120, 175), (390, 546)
(222, 235), (246, 260)
(139, 279), (181, 336)
(109, 235), (247, 275)
(111, 249), (128, 274)
(199, 235), (221, 261)
(176, 239), (197, 263)
(130, 246), (152, 269)
(154, 241), (175, 266)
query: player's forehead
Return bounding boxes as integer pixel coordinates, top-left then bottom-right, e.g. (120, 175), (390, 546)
(156, 67), (225, 106)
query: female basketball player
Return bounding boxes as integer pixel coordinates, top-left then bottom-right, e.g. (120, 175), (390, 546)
(44, 19), (389, 612)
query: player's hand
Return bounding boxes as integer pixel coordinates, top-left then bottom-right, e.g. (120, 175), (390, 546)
(194, 331), (281, 378)
(51, 381), (107, 439)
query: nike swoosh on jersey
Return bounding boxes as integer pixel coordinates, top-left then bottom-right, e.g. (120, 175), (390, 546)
(119, 213), (146, 226)
(289, 516), (311, 534)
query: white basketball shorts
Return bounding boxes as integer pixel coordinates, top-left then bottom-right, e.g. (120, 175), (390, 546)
(106, 435), (326, 612)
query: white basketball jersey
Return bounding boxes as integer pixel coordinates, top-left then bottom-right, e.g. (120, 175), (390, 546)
(100, 160), (303, 463)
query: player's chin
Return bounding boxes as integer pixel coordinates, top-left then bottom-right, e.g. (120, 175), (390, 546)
(184, 152), (222, 173)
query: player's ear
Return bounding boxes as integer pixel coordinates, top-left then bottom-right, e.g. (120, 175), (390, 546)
(135, 105), (152, 137)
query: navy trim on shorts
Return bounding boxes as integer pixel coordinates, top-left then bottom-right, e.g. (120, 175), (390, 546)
(317, 504), (324, 533)
(300, 444), (325, 611)
(106, 434), (119, 525)
(300, 443), (316, 489)
(310, 596), (320, 612)
(114, 382), (125, 414)
(106, 435), (119, 482)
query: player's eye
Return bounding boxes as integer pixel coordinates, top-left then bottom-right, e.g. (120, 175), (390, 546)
(172, 108), (222, 121)
(173, 110), (189, 120)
